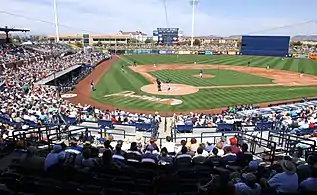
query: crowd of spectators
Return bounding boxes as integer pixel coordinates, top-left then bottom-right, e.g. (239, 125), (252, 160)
(290, 45), (317, 54)
(27, 42), (73, 55)
(104, 43), (239, 52)
(1, 133), (317, 195)
(0, 44), (44, 65)
(173, 105), (259, 128)
(0, 44), (111, 132)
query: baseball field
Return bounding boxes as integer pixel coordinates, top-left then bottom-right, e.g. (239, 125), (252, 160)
(75, 54), (317, 113)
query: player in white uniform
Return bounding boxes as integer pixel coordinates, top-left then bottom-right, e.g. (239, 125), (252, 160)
(154, 63), (156, 68)
(199, 69), (203, 78)
(266, 64), (270, 69)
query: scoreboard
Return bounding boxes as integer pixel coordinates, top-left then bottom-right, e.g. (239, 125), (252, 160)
(153, 28), (179, 46)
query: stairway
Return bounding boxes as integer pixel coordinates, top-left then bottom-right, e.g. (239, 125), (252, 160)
(158, 117), (173, 143)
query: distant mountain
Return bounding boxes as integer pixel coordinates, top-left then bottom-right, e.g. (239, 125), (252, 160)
(291, 35), (317, 41)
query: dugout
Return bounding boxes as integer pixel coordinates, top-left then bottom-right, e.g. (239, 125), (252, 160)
(240, 35), (290, 57)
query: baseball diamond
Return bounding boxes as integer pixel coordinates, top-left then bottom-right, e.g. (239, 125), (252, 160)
(68, 54), (317, 113)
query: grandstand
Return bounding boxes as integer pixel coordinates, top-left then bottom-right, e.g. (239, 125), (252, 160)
(1, 3), (317, 195)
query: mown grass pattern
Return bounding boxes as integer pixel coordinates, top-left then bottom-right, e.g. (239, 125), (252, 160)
(91, 55), (317, 111)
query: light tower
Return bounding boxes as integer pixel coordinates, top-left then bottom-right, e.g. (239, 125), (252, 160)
(189, 0), (198, 47)
(53, 0), (60, 42)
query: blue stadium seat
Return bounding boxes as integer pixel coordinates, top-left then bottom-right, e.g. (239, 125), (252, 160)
(216, 123), (234, 131)
(176, 124), (193, 133)
(98, 119), (114, 129)
(64, 117), (77, 125)
(135, 122), (152, 132)
(255, 121), (273, 130)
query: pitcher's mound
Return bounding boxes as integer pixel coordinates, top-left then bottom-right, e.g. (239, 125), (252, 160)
(141, 83), (199, 95)
(193, 74), (214, 78)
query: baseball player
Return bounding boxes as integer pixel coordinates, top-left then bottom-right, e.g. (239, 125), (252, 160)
(166, 79), (171, 91)
(300, 70), (304, 78)
(121, 64), (124, 72)
(154, 63), (156, 68)
(199, 69), (203, 78)
(194, 61), (197, 64)
(266, 64), (270, 70)
(90, 80), (95, 91)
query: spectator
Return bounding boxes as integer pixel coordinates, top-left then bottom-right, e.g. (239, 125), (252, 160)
(125, 142), (142, 162)
(226, 137), (240, 154)
(206, 147), (222, 166)
(192, 147), (206, 164)
(112, 144), (125, 163)
(221, 147), (237, 164)
(44, 145), (65, 170)
(234, 173), (261, 195)
(161, 136), (176, 155)
(158, 147), (173, 165)
(187, 137), (199, 152)
(236, 143), (253, 167)
(81, 148), (98, 167)
(20, 146), (45, 170)
(267, 160), (298, 194)
(175, 146), (192, 165)
(297, 155), (317, 181)
(141, 145), (158, 164)
(205, 140), (214, 153)
(299, 163), (317, 192)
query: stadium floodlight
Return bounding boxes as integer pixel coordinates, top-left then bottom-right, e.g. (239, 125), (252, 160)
(189, 0), (198, 48)
(53, 0), (60, 42)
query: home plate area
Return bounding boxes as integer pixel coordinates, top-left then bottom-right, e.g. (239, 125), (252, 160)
(140, 83), (199, 96)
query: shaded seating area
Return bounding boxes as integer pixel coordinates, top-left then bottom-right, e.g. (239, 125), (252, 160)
(255, 121), (274, 131)
(176, 124), (193, 133)
(216, 123), (234, 131)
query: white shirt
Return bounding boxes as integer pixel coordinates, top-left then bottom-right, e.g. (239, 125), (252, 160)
(162, 142), (176, 153)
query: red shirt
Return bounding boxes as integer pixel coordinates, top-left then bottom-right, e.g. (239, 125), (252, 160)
(230, 145), (241, 154)
(309, 123), (315, 129)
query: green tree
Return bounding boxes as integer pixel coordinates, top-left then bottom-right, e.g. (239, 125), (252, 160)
(193, 39), (201, 46)
(12, 35), (22, 43)
(97, 41), (103, 46)
(145, 38), (153, 43)
(75, 42), (83, 48)
(290, 41), (302, 46)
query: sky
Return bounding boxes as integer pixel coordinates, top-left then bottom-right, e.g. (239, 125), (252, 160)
(1, 0), (317, 36)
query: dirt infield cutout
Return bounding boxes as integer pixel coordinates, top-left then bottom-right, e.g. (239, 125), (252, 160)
(129, 64), (317, 96)
(192, 74), (214, 78)
(141, 83), (199, 96)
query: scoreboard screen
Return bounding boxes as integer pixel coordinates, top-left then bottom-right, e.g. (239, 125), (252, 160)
(155, 28), (179, 46)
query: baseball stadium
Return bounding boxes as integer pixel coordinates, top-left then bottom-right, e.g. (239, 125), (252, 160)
(1, 0), (317, 195)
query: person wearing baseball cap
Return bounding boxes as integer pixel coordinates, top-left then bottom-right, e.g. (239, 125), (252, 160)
(267, 160), (298, 194)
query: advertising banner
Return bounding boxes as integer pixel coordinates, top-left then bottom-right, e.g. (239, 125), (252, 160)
(198, 51), (206, 55)
(132, 50), (138, 54)
(205, 51), (212, 55)
(300, 54), (308, 59)
(151, 50), (159, 54)
(159, 50), (167, 54)
(184, 51), (191, 54)
(228, 51), (236, 55)
(309, 55), (317, 60)
(166, 50), (173, 54)
(178, 51), (185, 54)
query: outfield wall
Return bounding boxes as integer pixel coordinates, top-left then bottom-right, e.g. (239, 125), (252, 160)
(108, 49), (239, 55)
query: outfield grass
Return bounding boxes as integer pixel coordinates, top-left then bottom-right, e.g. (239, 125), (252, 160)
(149, 69), (273, 86)
(91, 55), (317, 112)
